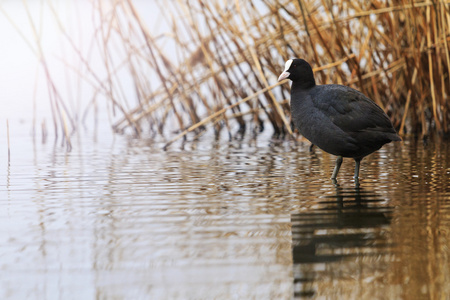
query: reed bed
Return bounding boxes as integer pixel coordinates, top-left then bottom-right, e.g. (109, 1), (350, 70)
(30, 0), (450, 145)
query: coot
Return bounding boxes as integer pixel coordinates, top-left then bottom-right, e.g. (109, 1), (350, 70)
(278, 59), (401, 179)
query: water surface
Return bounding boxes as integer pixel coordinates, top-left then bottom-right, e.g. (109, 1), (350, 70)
(0, 133), (449, 299)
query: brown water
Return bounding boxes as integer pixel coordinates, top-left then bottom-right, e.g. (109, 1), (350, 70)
(1, 133), (449, 299)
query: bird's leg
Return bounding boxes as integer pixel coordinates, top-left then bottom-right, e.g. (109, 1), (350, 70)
(354, 158), (362, 179)
(331, 156), (343, 179)
(331, 178), (340, 187)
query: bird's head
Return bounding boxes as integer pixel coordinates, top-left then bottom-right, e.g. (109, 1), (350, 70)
(278, 58), (315, 88)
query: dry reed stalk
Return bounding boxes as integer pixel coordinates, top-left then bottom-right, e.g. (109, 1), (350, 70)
(426, 5), (439, 132)
(7, 120), (10, 163)
(399, 67), (418, 135)
(42, 119), (48, 144)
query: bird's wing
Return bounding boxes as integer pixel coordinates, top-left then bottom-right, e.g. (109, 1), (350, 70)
(311, 85), (396, 134)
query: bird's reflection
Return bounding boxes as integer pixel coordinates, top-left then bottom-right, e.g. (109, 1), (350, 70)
(291, 185), (394, 298)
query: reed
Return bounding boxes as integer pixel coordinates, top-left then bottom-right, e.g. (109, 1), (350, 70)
(7, 119), (10, 163)
(11, 1), (450, 144)
(100, 0), (450, 145)
(1, 1), (74, 150)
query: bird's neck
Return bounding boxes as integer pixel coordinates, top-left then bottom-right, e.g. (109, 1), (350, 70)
(292, 79), (315, 90)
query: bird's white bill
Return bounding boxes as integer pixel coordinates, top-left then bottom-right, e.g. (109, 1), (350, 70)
(278, 71), (290, 81)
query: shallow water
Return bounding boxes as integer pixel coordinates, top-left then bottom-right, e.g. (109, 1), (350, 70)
(0, 133), (449, 299)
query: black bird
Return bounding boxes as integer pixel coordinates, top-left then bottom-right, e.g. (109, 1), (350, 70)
(278, 59), (401, 180)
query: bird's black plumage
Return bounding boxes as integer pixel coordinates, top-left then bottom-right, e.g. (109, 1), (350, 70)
(278, 58), (401, 180)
